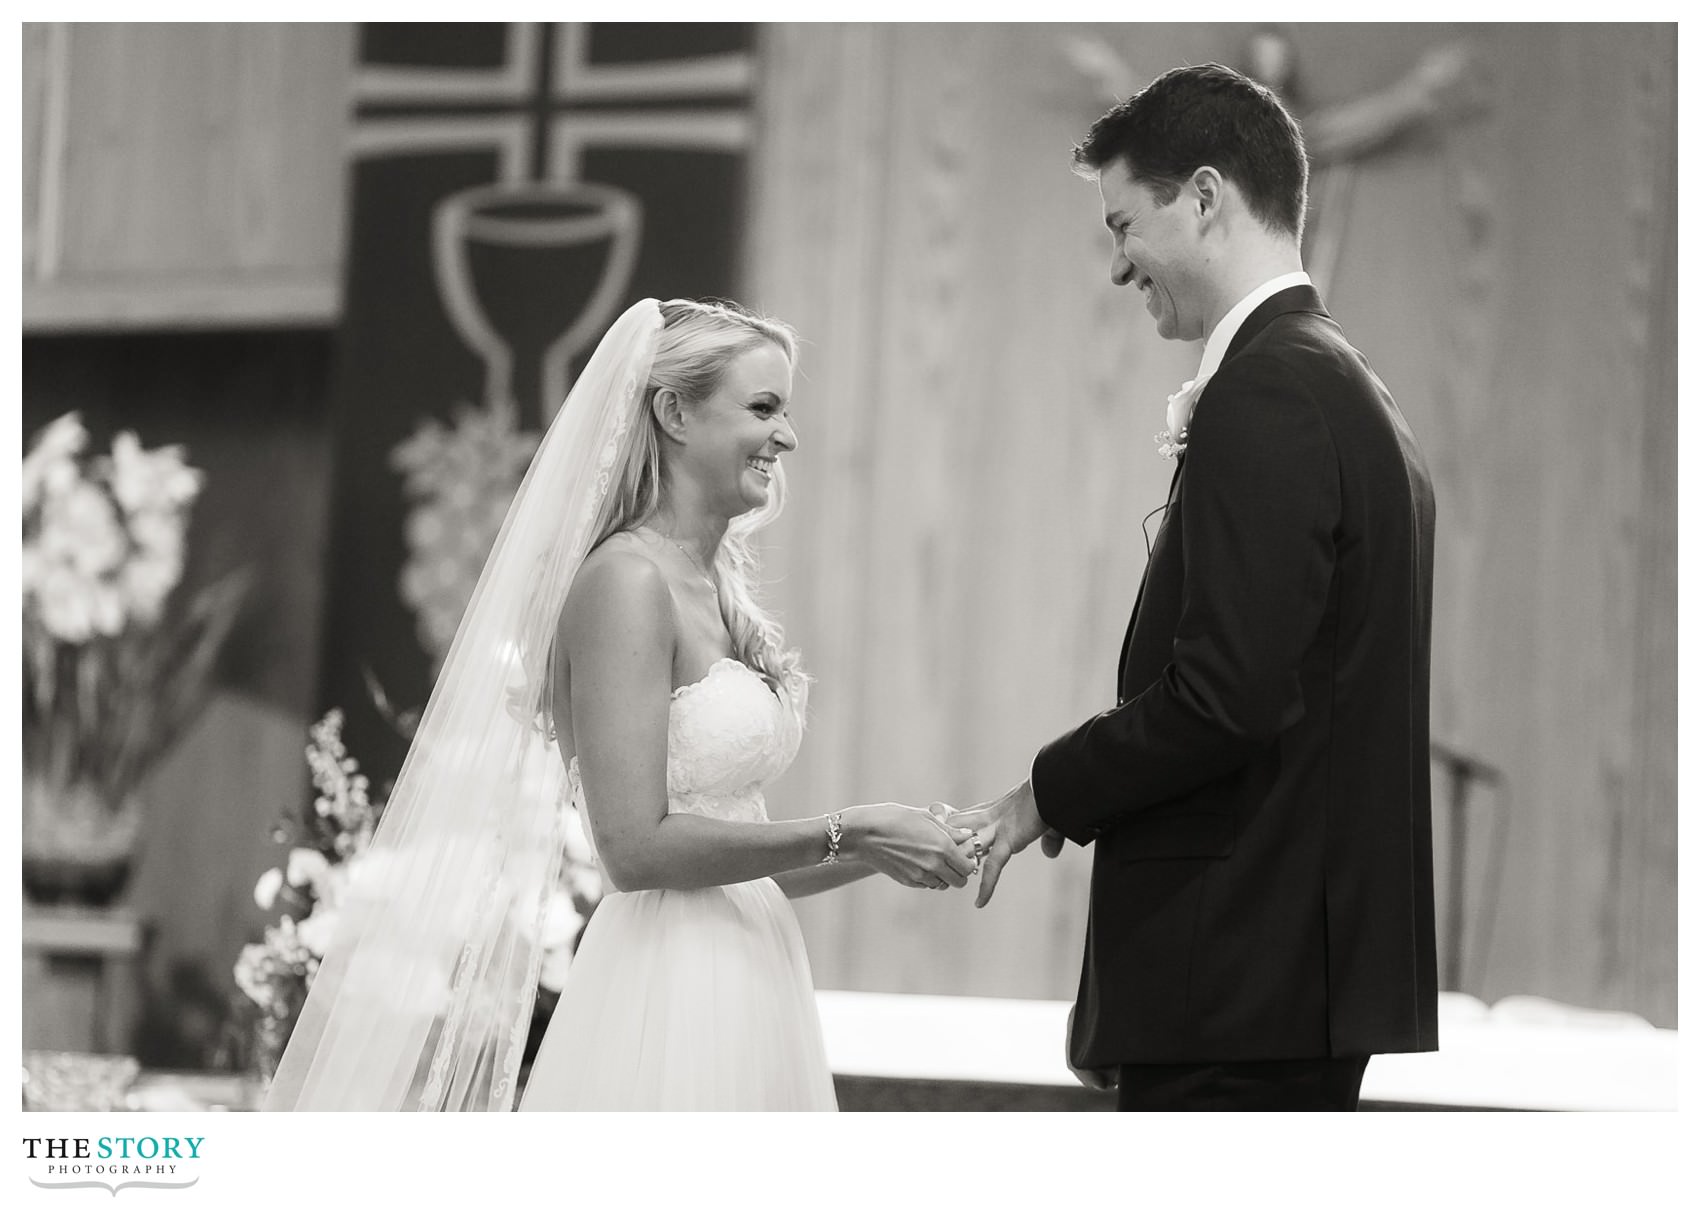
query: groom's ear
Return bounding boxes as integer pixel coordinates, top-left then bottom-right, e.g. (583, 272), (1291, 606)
(1190, 166), (1224, 224)
(652, 387), (688, 443)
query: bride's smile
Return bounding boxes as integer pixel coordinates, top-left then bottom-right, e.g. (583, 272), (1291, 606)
(664, 338), (797, 517)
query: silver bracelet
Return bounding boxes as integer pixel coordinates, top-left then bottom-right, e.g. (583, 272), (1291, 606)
(820, 811), (844, 865)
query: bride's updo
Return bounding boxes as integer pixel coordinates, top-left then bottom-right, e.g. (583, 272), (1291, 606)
(586, 298), (809, 706)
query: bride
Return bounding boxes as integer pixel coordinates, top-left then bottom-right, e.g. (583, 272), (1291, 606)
(263, 298), (978, 1112)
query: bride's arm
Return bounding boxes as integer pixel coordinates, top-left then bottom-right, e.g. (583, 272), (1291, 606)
(772, 860), (875, 899)
(560, 551), (974, 893)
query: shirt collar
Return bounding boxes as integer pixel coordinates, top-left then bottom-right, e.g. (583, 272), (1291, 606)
(1195, 270), (1312, 383)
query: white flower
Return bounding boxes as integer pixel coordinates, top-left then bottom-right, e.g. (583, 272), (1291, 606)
(296, 909), (341, 958)
(269, 916), (312, 967)
(393, 402), (540, 662)
(561, 808), (595, 862)
(539, 890), (585, 951)
(126, 508), (184, 560)
(1156, 375), (1211, 461)
(334, 850), (393, 907)
(40, 481), (128, 576)
(405, 506), (448, 551)
(286, 847), (330, 890)
(32, 563), (100, 644)
(23, 413), (89, 511)
(566, 862), (604, 905)
(108, 431), (202, 516)
(538, 947), (572, 993)
(88, 581), (127, 637)
(313, 862), (355, 909)
(119, 551), (182, 624)
(254, 867), (285, 910)
(233, 943), (274, 1007)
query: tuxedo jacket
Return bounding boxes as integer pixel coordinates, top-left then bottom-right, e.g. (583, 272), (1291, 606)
(1032, 286), (1439, 1067)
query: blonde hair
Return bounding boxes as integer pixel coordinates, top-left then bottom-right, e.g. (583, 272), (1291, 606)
(585, 298), (808, 705)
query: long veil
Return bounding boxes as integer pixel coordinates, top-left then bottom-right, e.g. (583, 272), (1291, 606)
(264, 299), (663, 1110)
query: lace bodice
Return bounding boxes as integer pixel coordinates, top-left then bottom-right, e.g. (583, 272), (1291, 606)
(565, 658), (802, 831)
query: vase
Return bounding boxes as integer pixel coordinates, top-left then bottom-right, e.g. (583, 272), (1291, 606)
(22, 778), (142, 906)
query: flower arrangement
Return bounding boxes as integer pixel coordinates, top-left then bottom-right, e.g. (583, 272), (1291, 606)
(22, 412), (247, 901)
(391, 399), (540, 666)
(233, 709), (379, 1074)
(235, 709), (603, 1078)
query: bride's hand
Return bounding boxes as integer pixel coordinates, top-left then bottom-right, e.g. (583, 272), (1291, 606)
(839, 803), (977, 890)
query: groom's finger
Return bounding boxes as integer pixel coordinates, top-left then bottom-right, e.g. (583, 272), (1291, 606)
(1040, 828), (1065, 859)
(974, 845), (1011, 909)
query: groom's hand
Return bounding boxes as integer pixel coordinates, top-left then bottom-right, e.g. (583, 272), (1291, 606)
(947, 780), (1047, 908)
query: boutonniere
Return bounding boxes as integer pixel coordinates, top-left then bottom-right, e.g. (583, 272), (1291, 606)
(1155, 375), (1210, 460)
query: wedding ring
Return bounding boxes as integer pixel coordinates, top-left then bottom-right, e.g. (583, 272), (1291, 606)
(971, 831), (986, 859)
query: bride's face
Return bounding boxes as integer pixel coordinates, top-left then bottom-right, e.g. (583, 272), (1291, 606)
(677, 341), (797, 517)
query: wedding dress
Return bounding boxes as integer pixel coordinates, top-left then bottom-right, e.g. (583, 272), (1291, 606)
(519, 657), (838, 1111)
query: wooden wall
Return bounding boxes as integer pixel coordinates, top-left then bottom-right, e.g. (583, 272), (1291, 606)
(746, 23), (1677, 1026)
(22, 23), (353, 329)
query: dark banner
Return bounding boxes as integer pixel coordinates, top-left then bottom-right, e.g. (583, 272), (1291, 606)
(318, 22), (755, 773)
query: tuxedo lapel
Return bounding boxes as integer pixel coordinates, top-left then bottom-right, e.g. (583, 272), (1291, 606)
(1116, 287), (1326, 694)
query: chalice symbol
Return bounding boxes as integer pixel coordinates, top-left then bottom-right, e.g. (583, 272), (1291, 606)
(432, 182), (643, 422)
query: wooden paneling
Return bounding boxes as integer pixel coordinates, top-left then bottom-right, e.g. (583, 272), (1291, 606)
(748, 24), (1677, 1025)
(751, 23), (1208, 1000)
(22, 22), (58, 282)
(22, 23), (355, 331)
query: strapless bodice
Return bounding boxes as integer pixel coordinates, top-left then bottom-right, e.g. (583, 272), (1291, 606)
(565, 658), (801, 827)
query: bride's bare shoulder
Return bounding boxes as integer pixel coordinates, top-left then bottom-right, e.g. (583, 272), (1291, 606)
(562, 533), (670, 634)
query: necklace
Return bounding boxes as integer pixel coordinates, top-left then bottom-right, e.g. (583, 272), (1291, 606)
(646, 526), (716, 592)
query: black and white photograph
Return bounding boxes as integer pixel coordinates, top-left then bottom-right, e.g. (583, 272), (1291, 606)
(13, 13), (1684, 1190)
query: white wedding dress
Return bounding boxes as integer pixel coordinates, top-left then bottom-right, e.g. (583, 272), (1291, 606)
(519, 657), (838, 1111)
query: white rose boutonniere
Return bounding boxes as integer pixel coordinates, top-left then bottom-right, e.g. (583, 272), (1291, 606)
(1155, 375), (1210, 460)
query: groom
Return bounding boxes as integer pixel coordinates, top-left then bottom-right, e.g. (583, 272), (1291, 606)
(955, 64), (1438, 1111)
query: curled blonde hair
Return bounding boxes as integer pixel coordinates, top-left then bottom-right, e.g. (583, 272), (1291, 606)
(584, 298), (808, 706)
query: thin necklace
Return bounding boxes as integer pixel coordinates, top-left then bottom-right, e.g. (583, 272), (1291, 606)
(648, 526), (716, 592)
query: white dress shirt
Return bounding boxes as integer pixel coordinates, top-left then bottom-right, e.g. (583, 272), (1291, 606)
(1195, 270), (1313, 383)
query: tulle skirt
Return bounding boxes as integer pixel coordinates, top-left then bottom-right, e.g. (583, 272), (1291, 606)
(518, 877), (838, 1111)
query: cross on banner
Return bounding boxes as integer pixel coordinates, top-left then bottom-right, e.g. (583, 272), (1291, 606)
(354, 22), (756, 422)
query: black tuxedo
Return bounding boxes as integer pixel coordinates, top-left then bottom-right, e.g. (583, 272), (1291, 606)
(1032, 286), (1438, 1081)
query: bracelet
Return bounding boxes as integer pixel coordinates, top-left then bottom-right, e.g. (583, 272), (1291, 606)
(820, 811), (844, 866)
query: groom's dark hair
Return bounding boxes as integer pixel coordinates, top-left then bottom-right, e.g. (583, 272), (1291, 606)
(1073, 63), (1309, 240)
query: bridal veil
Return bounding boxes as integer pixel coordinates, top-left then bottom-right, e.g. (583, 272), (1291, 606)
(264, 299), (662, 1110)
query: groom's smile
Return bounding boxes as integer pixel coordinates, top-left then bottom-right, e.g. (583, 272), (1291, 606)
(1097, 157), (1202, 342)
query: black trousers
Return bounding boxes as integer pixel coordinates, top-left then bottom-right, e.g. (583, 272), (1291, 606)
(1115, 1056), (1370, 1112)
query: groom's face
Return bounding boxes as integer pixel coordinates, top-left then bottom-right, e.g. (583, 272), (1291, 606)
(1097, 157), (1206, 343)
